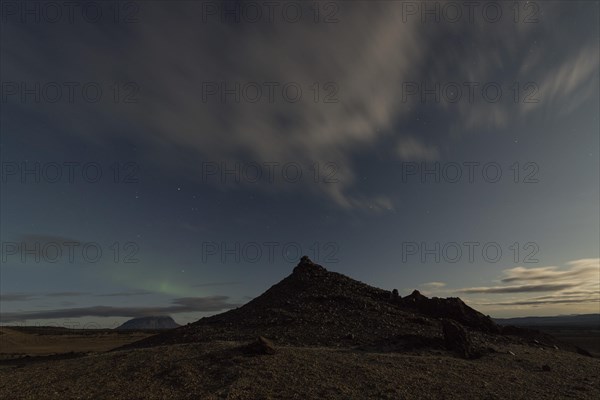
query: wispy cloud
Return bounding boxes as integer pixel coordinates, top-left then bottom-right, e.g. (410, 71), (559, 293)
(459, 283), (578, 294)
(0, 296), (239, 322)
(191, 282), (241, 288)
(95, 291), (153, 297)
(4, 2), (429, 210)
(458, 258), (600, 307)
(501, 260), (598, 283)
(4, 3), (597, 211)
(417, 281), (448, 297)
(0, 293), (38, 302)
(421, 282), (446, 289)
(522, 46), (600, 115)
(484, 298), (599, 307)
(45, 292), (88, 297)
(396, 136), (439, 161)
(1, 292), (88, 301)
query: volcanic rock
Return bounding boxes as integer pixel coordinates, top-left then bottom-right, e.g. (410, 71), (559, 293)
(124, 258), (504, 353)
(442, 319), (472, 358)
(292, 255), (328, 276)
(399, 291), (499, 333)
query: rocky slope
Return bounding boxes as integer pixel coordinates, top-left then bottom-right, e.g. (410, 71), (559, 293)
(124, 257), (538, 356)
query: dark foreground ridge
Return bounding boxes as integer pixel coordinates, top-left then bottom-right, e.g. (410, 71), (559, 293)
(123, 257), (583, 357)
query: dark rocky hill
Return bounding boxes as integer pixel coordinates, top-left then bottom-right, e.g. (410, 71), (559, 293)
(125, 257), (507, 354)
(116, 316), (180, 330)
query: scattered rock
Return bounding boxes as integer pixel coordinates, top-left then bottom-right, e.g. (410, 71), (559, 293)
(508, 351), (516, 356)
(542, 364), (552, 372)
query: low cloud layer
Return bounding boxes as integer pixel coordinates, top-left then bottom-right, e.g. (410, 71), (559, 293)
(459, 283), (579, 294)
(458, 258), (600, 307)
(0, 293), (38, 302)
(500, 259), (599, 283)
(0, 296), (238, 322)
(421, 282), (447, 289)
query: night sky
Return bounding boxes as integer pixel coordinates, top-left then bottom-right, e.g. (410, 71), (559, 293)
(1, 1), (599, 328)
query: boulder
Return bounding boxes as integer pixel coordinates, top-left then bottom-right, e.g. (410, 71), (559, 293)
(442, 319), (472, 358)
(241, 336), (277, 355)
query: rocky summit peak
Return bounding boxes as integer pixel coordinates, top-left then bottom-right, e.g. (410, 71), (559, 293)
(300, 255), (312, 264)
(292, 255), (327, 275)
(125, 258), (502, 350)
(397, 290), (426, 305)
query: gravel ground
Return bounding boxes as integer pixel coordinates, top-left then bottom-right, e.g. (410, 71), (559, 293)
(0, 341), (598, 399)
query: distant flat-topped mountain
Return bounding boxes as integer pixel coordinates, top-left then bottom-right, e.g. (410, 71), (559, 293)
(116, 316), (180, 330)
(125, 256), (505, 351)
